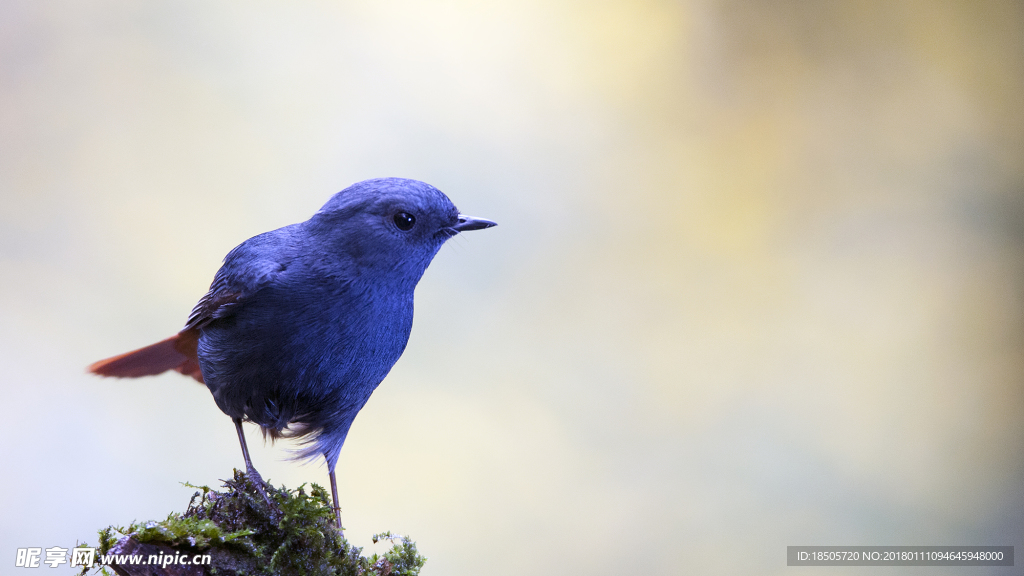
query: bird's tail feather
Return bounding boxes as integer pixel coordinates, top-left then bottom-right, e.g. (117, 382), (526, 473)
(88, 330), (204, 383)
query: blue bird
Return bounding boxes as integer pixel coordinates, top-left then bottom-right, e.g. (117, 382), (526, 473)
(89, 178), (496, 530)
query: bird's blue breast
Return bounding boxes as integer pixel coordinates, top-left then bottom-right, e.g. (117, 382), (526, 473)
(197, 274), (415, 433)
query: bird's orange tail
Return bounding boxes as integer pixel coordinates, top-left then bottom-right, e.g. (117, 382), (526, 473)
(88, 330), (204, 383)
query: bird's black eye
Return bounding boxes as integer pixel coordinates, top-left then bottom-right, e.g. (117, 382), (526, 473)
(393, 212), (416, 231)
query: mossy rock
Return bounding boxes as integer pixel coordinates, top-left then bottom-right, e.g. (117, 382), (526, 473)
(81, 470), (425, 576)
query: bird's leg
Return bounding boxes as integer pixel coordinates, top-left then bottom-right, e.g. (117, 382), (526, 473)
(233, 417), (274, 508)
(328, 461), (344, 534)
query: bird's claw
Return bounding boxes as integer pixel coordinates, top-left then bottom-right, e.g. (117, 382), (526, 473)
(243, 463), (275, 511)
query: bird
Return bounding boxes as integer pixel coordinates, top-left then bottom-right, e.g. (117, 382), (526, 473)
(88, 177), (496, 531)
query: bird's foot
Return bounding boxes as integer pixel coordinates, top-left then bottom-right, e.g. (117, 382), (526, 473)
(329, 468), (344, 535)
(241, 462), (276, 512)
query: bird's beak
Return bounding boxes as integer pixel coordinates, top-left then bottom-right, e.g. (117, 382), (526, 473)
(452, 214), (497, 232)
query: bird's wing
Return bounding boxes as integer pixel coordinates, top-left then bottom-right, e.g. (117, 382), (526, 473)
(88, 229), (294, 384)
(182, 232), (290, 332)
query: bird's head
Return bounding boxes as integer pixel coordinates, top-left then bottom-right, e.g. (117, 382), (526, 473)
(307, 178), (495, 284)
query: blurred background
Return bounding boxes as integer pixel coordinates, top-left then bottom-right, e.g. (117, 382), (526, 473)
(1, 1), (1021, 574)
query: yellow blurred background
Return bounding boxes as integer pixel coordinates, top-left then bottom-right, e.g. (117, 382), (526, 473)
(1, 1), (1021, 574)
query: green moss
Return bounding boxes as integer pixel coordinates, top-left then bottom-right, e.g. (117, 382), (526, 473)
(81, 470), (425, 576)
(369, 532), (427, 576)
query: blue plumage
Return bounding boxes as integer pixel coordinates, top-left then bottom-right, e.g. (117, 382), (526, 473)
(89, 177), (496, 529)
